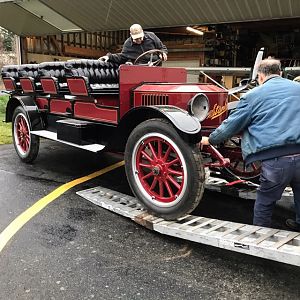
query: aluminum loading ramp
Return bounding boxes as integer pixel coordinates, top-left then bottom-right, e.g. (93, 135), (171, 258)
(77, 186), (300, 267)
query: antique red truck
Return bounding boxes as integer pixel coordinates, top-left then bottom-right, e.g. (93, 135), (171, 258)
(1, 50), (259, 220)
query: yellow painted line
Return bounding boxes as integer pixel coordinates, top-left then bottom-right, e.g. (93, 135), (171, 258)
(0, 160), (125, 253)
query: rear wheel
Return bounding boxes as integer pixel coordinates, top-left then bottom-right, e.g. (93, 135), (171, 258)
(12, 106), (40, 163)
(220, 137), (261, 182)
(125, 119), (205, 220)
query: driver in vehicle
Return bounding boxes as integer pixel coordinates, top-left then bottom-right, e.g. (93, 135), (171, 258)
(99, 24), (168, 65)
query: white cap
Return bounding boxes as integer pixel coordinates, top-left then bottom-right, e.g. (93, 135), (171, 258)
(130, 24), (144, 40)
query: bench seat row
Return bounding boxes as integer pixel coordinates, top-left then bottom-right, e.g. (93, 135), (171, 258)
(1, 60), (120, 96)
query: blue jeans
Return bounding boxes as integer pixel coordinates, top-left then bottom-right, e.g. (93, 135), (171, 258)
(254, 155), (300, 227)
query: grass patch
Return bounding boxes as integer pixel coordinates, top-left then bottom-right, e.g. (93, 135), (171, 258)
(0, 94), (9, 113)
(0, 95), (12, 144)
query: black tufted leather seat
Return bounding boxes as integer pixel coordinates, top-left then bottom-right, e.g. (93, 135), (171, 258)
(1, 64), (20, 80)
(1, 64), (21, 91)
(17, 64), (41, 92)
(64, 59), (119, 93)
(38, 61), (66, 83)
(65, 59), (119, 83)
(1, 64), (41, 92)
(1, 64), (40, 80)
(38, 61), (69, 93)
(18, 64), (39, 79)
(1, 59), (120, 94)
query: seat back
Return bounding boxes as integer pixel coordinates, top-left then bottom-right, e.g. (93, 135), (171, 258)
(65, 59), (119, 84)
(1, 64), (20, 91)
(18, 64), (39, 78)
(64, 59), (119, 95)
(1, 64), (20, 79)
(38, 61), (66, 83)
(18, 64), (40, 93)
(38, 61), (68, 94)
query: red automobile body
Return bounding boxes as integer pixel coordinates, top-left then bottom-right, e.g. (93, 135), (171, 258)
(2, 62), (241, 171)
(2, 60), (257, 219)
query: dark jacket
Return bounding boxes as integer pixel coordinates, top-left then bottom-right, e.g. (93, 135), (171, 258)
(209, 75), (300, 164)
(107, 31), (168, 65)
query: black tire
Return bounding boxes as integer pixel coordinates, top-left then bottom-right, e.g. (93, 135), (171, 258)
(125, 118), (205, 220)
(12, 106), (40, 163)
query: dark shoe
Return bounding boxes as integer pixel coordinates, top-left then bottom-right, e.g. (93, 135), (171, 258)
(286, 219), (300, 232)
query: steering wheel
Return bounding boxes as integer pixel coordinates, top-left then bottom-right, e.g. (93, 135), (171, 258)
(134, 49), (164, 66)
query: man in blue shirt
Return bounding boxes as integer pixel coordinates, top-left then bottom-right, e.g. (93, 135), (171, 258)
(201, 58), (300, 231)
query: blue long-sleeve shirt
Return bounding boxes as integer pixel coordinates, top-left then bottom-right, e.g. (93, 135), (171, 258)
(209, 75), (300, 164)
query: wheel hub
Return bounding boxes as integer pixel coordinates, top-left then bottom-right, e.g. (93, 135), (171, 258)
(152, 160), (169, 178)
(152, 165), (161, 176)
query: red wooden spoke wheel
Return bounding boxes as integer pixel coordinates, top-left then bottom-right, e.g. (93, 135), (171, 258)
(12, 106), (40, 163)
(220, 138), (261, 181)
(15, 113), (30, 153)
(135, 135), (186, 204)
(125, 119), (205, 220)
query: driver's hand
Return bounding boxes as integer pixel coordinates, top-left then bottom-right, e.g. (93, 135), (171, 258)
(159, 52), (167, 61)
(98, 55), (109, 62)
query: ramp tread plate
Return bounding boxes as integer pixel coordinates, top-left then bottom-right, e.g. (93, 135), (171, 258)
(77, 186), (300, 267)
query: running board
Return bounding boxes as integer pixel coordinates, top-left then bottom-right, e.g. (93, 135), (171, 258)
(77, 186), (300, 267)
(31, 130), (105, 152)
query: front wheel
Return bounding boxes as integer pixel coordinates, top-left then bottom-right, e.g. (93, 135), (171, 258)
(12, 106), (40, 163)
(125, 119), (205, 220)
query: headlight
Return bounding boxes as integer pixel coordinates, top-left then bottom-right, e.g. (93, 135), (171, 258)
(188, 93), (209, 122)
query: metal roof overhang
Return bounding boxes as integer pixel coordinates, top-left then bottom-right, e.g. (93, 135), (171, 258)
(0, 1), (62, 35)
(0, 0), (300, 36)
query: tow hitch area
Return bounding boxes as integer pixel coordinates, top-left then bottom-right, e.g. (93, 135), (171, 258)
(205, 176), (294, 203)
(77, 184), (300, 267)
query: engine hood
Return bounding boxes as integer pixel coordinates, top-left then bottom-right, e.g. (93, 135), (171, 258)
(133, 83), (228, 94)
